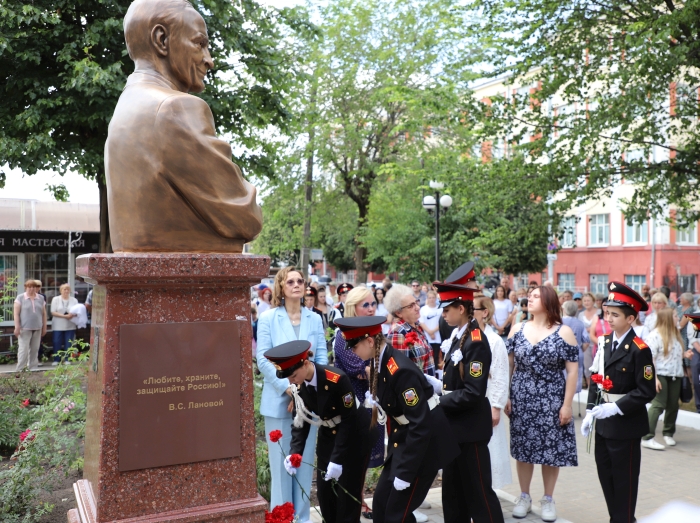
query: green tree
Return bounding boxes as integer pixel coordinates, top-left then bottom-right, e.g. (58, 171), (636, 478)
(310, 0), (477, 282)
(468, 0), (700, 225)
(0, 0), (309, 251)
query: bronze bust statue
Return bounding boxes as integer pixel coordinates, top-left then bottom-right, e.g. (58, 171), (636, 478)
(105, 0), (263, 252)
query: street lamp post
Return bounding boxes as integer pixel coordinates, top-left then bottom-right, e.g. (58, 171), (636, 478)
(422, 181), (453, 281)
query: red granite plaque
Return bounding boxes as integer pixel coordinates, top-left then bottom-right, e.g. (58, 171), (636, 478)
(119, 321), (241, 471)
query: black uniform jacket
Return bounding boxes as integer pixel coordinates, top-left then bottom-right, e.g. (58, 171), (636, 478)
(290, 364), (368, 465)
(377, 345), (459, 481)
(586, 329), (656, 439)
(440, 324), (493, 443)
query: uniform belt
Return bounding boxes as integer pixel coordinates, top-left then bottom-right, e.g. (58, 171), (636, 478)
(320, 415), (342, 428)
(603, 393), (626, 403)
(393, 394), (440, 425)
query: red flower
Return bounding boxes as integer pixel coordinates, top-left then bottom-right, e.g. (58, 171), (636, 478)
(290, 453), (302, 468)
(591, 374), (603, 385)
(602, 379), (613, 391)
(265, 502), (295, 523)
(269, 430), (283, 443)
(404, 332), (419, 345)
(19, 429), (34, 443)
(21, 398), (30, 408)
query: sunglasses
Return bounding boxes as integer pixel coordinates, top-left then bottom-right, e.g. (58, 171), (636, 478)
(285, 278), (305, 287)
(361, 301), (377, 309)
(473, 307), (486, 311)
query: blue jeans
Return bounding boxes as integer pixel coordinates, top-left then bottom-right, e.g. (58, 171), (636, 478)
(52, 330), (76, 362)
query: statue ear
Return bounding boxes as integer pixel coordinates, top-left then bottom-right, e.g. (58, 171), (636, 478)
(151, 24), (169, 57)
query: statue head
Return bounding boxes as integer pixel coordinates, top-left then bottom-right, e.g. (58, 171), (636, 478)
(124, 0), (213, 93)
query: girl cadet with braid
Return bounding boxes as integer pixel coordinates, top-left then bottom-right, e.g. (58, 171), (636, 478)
(433, 280), (504, 523)
(265, 340), (379, 523)
(335, 316), (460, 523)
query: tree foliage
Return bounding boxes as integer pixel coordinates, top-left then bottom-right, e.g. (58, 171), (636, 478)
(469, 0), (700, 225)
(0, 0), (310, 250)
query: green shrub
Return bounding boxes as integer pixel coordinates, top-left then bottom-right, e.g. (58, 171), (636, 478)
(0, 342), (88, 523)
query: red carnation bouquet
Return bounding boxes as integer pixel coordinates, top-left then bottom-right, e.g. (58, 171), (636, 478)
(587, 373), (614, 453)
(265, 502), (296, 523)
(404, 331), (420, 346)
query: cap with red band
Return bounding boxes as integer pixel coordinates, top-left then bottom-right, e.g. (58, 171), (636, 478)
(265, 340), (312, 372)
(442, 262), (476, 286)
(337, 283), (354, 296)
(305, 286), (317, 297)
(603, 281), (648, 313)
(685, 313), (700, 329)
(433, 281), (475, 307)
(335, 316), (386, 346)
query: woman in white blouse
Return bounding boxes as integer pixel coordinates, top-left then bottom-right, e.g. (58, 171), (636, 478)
(475, 296), (512, 489)
(50, 284), (78, 365)
(642, 308), (693, 450)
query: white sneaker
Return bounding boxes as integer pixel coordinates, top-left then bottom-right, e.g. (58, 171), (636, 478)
(413, 511), (428, 523)
(419, 501), (431, 509)
(540, 497), (557, 522)
(513, 493), (532, 519)
(642, 438), (665, 450)
(664, 436), (676, 446)
(51, 362), (59, 366)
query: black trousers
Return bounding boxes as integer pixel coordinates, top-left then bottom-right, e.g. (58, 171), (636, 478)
(595, 433), (642, 523)
(316, 431), (375, 523)
(372, 455), (438, 523)
(442, 441), (504, 523)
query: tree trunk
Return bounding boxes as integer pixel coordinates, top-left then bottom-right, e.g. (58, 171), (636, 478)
(96, 172), (112, 254)
(300, 84), (317, 279)
(354, 203), (369, 284)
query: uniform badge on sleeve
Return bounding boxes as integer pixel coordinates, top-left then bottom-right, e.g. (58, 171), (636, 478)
(343, 392), (354, 408)
(470, 361), (483, 378)
(325, 370), (341, 383)
(471, 330), (482, 342)
(644, 365), (653, 380)
(387, 357), (399, 375)
(403, 388), (419, 406)
(634, 337), (649, 350)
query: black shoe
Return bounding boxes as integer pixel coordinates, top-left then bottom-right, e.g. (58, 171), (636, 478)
(362, 511), (373, 520)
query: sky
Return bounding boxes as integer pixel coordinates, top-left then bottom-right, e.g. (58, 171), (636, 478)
(1, 0), (303, 206)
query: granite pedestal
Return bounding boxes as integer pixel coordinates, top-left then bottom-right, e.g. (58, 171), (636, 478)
(68, 253), (270, 523)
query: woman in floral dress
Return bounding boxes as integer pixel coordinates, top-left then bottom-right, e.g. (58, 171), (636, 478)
(505, 285), (579, 522)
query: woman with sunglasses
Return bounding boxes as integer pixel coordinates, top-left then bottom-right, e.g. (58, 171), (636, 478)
(256, 267), (328, 522)
(333, 286), (385, 518)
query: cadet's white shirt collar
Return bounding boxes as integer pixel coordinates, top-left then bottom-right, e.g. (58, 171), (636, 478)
(379, 342), (387, 368)
(455, 322), (469, 340)
(305, 364), (317, 388)
(612, 328), (633, 346)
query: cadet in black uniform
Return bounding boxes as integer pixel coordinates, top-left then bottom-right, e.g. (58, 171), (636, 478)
(581, 282), (656, 523)
(265, 340), (378, 523)
(433, 281), (504, 523)
(335, 316), (459, 523)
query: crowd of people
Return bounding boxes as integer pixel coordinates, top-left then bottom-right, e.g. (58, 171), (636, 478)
(251, 268), (698, 523)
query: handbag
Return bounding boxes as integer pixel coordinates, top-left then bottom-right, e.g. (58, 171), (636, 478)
(680, 376), (693, 403)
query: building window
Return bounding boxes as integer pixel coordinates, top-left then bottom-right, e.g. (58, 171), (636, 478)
(0, 255), (19, 323)
(590, 274), (609, 295)
(589, 214), (610, 246)
(625, 220), (648, 244)
(624, 275), (646, 293)
(561, 216), (576, 248)
(676, 224), (697, 244)
(558, 273), (575, 291)
(679, 275), (697, 293)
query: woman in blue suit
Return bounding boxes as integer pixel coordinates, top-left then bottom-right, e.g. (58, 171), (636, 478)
(257, 267), (328, 522)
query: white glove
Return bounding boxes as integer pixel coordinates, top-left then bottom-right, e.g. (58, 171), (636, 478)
(364, 390), (379, 409)
(424, 373), (442, 395)
(440, 338), (453, 354)
(325, 462), (343, 481)
(283, 455), (298, 475)
(450, 349), (463, 365)
(591, 402), (623, 420)
(581, 411), (594, 437)
(393, 477), (410, 491)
